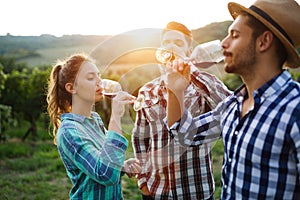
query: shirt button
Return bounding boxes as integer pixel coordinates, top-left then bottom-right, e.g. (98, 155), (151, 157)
(235, 131), (238, 135)
(228, 158), (232, 162)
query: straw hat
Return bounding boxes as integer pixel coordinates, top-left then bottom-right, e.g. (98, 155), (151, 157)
(228, 0), (300, 68)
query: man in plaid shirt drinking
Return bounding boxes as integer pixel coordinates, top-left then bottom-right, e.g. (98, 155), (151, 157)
(132, 21), (231, 200)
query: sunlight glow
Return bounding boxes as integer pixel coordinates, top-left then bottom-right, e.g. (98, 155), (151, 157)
(1, 0), (299, 36)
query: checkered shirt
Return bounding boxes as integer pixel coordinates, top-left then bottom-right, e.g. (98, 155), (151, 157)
(133, 66), (231, 199)
(169, 70), (300, 199)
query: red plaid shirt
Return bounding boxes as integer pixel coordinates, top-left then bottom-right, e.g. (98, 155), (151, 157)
(132, 66), (231, 199)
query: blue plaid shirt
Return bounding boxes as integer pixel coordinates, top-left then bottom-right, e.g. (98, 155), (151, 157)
(169, 70), (300, 199)
(56, 112), (128, 200)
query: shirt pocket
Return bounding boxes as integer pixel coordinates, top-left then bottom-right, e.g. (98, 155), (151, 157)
(143, 99), (166, 122)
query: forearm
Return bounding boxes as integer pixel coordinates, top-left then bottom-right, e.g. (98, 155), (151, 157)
(108, 90), (135, 134)
(108, 114), (122, 134)
(167, 88), (185, 126)
(166, 60), (190, 126)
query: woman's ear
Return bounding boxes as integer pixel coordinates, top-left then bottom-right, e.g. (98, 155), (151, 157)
(65, 83), (76, 94)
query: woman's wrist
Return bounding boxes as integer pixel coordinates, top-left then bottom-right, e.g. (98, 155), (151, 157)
(108, 114), (122, 134)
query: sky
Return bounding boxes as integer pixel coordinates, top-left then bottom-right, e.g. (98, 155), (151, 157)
(1, 0), (299, 37)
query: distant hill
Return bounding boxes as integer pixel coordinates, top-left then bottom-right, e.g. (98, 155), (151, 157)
(0, 34), (110, 54)
(0, 21), (233, 67)
(192, 20), (233, 44)
(0, 34), (110, 66)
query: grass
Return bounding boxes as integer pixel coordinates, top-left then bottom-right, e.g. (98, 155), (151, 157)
(0, 139), (70, 200)
(0, 119), (224, 200)
(212, 139), (224, 199)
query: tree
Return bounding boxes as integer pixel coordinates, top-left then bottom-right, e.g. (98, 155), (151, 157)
(0, 63), (6, 98)
(0, 64), (14, 142)
(0, 104), (15, 142)
(1, 67), (49, 141)
(0, 55), (28, 74)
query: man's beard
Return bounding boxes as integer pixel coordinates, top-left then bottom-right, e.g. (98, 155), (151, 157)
(224, 39), (257, 75)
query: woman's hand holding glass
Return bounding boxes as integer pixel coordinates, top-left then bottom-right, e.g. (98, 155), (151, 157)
(103, 80), (136, 134)
(111, 91), (136, 117)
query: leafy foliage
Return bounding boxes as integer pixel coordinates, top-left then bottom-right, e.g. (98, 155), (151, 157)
(0, 55), (29, 74)
(0, 105), (16, 142)
(1, 67), (50, 140)
(0, 64), (6, 97)
(222, 74), (243, 91)
(290, 69), (300, 82)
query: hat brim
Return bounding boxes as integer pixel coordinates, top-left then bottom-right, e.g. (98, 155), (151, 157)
(228, 2), (300, 68)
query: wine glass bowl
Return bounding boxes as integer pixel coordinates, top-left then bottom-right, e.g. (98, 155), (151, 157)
(190, 40), (224, 68)
(101, 79), (122, 97)
(100, 79), (146, 111)
(155, 48), (175, 64)
(133, 94), (145, 111)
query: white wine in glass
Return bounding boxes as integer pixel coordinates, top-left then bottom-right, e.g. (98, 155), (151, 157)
(155, 48), (175, 64)
(101, 79), (122, 98)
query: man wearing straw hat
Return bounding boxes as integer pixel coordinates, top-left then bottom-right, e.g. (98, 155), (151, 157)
(165, 0), (300, 199)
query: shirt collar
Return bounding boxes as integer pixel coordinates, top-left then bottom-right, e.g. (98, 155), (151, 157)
(255, 70), (291, 99)
(61, 112), (98, 123)
(233, 70), (292, 101)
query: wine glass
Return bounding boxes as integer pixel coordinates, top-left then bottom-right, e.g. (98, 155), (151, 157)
(101, 79), (122, 98)
(155, 48), (175, 64)
(133, 94), (145, 111)
(155, 48), (177, 84)
(101, 79), (146, 111)
(190, 40), (224, 68)
(155, 40), (224, 69)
